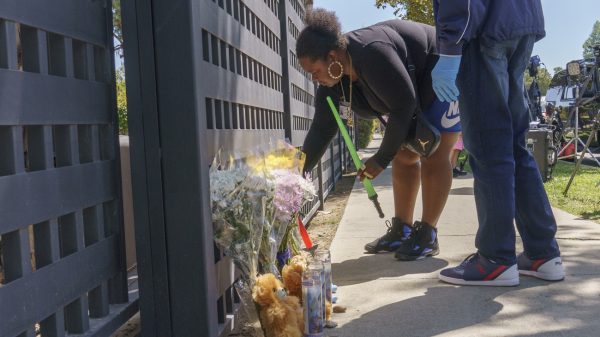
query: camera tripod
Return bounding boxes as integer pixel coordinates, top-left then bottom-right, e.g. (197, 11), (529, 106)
(557, 80), (600, 167)
(564, 108), (600, 195)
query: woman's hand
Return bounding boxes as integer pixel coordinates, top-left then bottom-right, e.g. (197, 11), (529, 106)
(357, 157), (384, 181)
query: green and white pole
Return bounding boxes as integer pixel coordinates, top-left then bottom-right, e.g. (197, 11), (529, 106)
(326, 96), (385, 218)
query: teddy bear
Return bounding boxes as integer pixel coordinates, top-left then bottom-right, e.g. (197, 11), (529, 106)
(252, 273), (304, 337)
(282, 254), (333, 321)
(282, 254), (308, 302)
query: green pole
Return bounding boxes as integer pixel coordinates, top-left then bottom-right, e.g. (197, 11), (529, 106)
(326, 96), (384, 218)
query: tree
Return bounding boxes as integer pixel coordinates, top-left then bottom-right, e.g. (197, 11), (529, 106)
(549, 67), (567, 87)
(582, 20), (600, 60)
(356, 118), (379, 149)
(113, 0), (124, 58)
(116, 66), (128, 134)
(553, 67), (564, 76)
(524, 67), (552, 96)
(112, 0), (126, 134)
(375, 0), (434, 25)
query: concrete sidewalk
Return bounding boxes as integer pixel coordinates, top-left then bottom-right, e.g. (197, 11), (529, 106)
(328, 134), (600, 337)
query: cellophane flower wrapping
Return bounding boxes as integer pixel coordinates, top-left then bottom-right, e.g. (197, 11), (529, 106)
(247, 142), (316, 273)
(210, 163), (274, 284)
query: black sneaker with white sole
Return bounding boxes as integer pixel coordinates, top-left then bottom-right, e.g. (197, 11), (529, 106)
(364, 217), (412, 254)
(394, 221), (439, 261)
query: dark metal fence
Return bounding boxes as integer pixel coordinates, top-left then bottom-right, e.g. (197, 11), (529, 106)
(120, 0), (353, 335)
(0, 1), (137, 337)
(0, 0), (354, 336)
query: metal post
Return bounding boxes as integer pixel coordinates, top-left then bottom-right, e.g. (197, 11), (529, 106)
(121, 1), (218, 336)
(279, 0), (293, 142)
(317, 160), (325, 211)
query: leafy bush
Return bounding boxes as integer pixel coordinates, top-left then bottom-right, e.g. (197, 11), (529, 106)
(355, 117), (378, 149)
(116, 66), (128, 135)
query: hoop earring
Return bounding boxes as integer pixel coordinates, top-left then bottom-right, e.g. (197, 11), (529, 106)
(327, 61), (344, 80)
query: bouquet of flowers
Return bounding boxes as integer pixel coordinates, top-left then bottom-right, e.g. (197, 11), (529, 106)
(272, 168), (315, 266)
(210, 164), (274, 283)
(243, 142), (315, 275)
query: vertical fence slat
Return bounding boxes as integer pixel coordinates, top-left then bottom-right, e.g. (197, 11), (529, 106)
(39, 310), (66, 337)
(0, 126), (23, 175)
(90, 124), (102, 161)
(37, 30), (49, 74)
(317, 160), (325, 211)
(0, 20), (18, 70)
(64, 37), (75, 78)
(64, 295), (90, 334)
(86, 44), (96, 81)
(1, 126), (36, 337)
(330, 142), (335, 189)
(47, 32), (66, 76)
(62, 212), (90, 333)
(53, 125), (78, 167)
(98, 0), (132, 310)
(104, 199), (128, 304)
(1, 126), (29, 286)
(85, 204), (110, 318)
(30, 122), (66, 337)
(27, 126), (54, 170)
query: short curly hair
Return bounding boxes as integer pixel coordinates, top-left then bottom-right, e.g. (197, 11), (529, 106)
(296, 8), (348, 61)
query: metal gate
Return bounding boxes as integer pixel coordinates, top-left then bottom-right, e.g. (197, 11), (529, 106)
(120, 0), (352, 336)
(0, 1), (136, 337)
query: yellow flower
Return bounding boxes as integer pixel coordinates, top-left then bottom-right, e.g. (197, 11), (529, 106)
(246, 146), (306, 174)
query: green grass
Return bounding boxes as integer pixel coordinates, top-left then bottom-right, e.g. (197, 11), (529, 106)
(457, 152), (600, 223)
(544, 161), (600, 223)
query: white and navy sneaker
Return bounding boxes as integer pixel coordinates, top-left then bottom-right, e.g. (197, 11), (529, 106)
(517, 252), (565, 281)
(364, 217), (412, 254)
(394, 221), (439, 261)
(439, 253), (520, 287)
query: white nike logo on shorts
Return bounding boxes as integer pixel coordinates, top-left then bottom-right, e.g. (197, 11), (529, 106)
(441, 101), (460, 129)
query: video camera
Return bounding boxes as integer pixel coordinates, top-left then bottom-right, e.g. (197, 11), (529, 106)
(528, 55), (541, 77)
(526, 55), (544, 121)
(565, 45), (600, 102)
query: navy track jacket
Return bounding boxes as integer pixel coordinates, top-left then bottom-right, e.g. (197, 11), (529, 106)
(433, 0), (546, 55)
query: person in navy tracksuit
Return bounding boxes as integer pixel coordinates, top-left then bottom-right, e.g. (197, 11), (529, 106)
(431, 0), (565, 286)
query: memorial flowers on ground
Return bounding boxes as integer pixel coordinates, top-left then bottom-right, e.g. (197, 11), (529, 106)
(210, 142), (315, 280)
(209, 143), (322, 335)
(210, 165), (273, 283)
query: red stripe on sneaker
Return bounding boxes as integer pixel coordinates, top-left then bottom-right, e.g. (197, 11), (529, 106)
(531, 259), (546, 271)
(484, 265), (508, 281)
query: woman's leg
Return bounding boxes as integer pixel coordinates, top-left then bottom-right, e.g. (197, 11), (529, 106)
(364, 148), (420, 254)
(450, 149), (459, 169)
(394, 138), (457, 261)
(420, 132), (460, 227)
(392, 149), (421, 224)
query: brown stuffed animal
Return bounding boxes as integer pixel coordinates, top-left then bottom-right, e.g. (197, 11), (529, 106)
(282, 254), (308, 302)
(282, 255), (333, 321)
(252, 273), (304, 337)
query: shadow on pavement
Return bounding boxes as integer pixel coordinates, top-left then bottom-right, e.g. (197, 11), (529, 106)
(332, 254), (448, 286)
(334, 285), (504, 337)
(333, 279), (598, 337)
(449, 187), (475, 195)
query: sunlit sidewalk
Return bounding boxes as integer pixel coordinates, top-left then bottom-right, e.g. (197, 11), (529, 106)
(327, 134), (600, 337)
